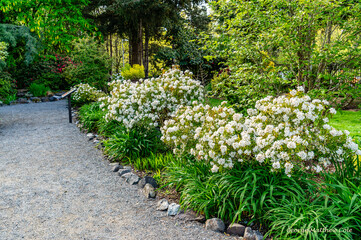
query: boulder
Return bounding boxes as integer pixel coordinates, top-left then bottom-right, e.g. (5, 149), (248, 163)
(156, 199), (169, 211)
(30, 97), (41, 103)
(205, 218), (225, 233)
(41, 97), (49, 102)
(121, 173), (140, 185)
(17, 98), (29, 104)
(167, 203), (181, 216)
(138, 176), (158, 189)
(143, 183), (156, 198)
(227, 223), (246, 236)
(118, 169), (131, 177)
(244, 227), (255, 240)
(254, 230), (263, 240)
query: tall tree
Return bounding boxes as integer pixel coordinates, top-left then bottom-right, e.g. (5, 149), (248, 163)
(84, 0), (204, 77)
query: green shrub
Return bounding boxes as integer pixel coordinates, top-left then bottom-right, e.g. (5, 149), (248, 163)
(121, 64), (145, 80)
(78, 103), (106, 132)
(3, 93), (16, 104)
(103, 126), (167, 162)
(130, 152), (174, 171)
(0, 71), (16, 100)
(165, 155), (311, 223)
(63, 37), (110, 91)
(28, 83), (50, 97)
(264, 174), (361, 239)
(98, 119), (125, 138)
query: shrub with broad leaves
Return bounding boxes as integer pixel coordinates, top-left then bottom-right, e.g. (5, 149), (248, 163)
(100, 66), (204, 129)
(161, 87), (361, 176)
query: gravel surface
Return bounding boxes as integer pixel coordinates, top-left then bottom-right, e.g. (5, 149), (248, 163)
(0, 101), (233, 240)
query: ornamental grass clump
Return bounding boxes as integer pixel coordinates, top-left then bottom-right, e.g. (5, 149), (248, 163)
(162, 87), (361, 176)
(72, 83), (105, 106)
(100, 66), (204, 129)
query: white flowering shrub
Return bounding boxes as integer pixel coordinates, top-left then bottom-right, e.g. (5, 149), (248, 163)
(72, 83), (105, 105)
(100, 66), (204, 129)
(162, 87), (361, 176)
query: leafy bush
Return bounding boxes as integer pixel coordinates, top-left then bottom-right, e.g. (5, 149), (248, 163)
(121, 64), (145, 80)
(28, 83), (50, 97)
(130, 152), (174, 171)
(63, 37), (110, 91)
(165, 155), (310, 222)
(100, 66), (204, 129)
(162, 88), (361, 176)
(78, 103), (106, 132)
(72, 83), (105, 106)
(0, 71), (16, 100)
(0, 41), (8, 70)
(103, 126), (166, 162)
(206, 0), (361, 109)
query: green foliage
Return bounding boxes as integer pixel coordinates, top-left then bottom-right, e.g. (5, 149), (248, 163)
(3, 93), (16, 105)
(1, 0), (96, 52)
(28, 83), (50, 97)
(63, 38), (110, 90)
(78, 103), (106, 133)
(166, 154), (361, 239)
(121, 64), (145, 80)
(0, 24), (39, 67)
(130, 152), (174, 171)
(103, 126), (167, 162)
(98, 119), (125, 138)
(0, 71), (16, 100)
(206, 0), (361, 109)
(165, 155), (310, 223)
(0, 41), (8, 70)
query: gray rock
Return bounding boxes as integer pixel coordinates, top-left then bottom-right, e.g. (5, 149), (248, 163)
(112, 164), (122, 172)
(244, 227), (255, 240)
(0, 100), (3, 106)
(175, 210), (205, 223)
(167, 203), (181, 216)
(121, 173), (140, 185)
(109, 162), (119, 166)
(156, 199), (169, 211)
(138, 176), (158, 189)
(227, 223), (246, 236)
(254, 230), (263, 240)
(118, 169), (131, 177)
(143, 183), (156, 198)
(205, 218), (225, 233)
(41, 97), (49, 102)
(30, 97), (41, 102)
(17, 98), (29, 104)
(86, 133), (95, 140)
(123, 165), (132, 170)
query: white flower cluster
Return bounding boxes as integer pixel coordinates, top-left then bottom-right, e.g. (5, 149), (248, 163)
(72, 83), (104, 103)
(161, 88), (361, 176)
(100, 66), (204, 129)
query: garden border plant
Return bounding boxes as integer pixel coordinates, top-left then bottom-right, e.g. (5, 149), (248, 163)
(74, 67), (361, 239)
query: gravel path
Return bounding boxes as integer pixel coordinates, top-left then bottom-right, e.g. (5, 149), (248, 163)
(0, 101), (232, 240)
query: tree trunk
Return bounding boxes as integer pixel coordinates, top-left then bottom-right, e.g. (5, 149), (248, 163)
(143, 29), (149, 78)
(129, 21), (143, 66)
(109, 33), (113, 75)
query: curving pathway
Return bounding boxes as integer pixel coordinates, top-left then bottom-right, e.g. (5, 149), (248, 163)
(0, 101), (230, 240)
